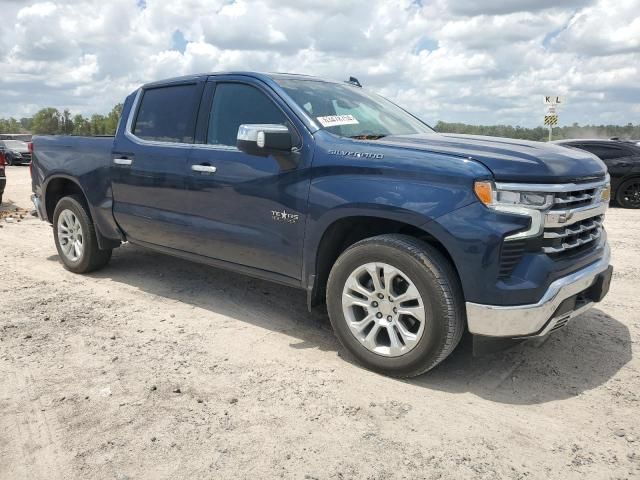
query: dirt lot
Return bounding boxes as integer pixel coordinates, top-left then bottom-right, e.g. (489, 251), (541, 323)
(1, 165), (638, 480)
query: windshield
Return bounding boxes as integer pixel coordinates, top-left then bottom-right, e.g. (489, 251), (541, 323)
(275, 79), (433, 139)
(3, 140), (27, 149)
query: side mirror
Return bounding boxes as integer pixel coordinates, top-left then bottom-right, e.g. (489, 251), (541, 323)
(237, 124), (293, 156)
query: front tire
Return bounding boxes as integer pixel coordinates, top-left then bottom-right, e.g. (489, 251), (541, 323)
(616, 178), (640, 209)
(326, 234), (465, 377)
(53, 195), (112, 273)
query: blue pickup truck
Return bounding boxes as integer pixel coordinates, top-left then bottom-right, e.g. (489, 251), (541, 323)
(31, 72), (613, 377)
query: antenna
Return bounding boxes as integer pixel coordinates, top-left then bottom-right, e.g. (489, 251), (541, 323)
(347, 76), (362, 87)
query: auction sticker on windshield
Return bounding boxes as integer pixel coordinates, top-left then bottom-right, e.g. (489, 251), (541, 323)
(316, 115), (359, 127)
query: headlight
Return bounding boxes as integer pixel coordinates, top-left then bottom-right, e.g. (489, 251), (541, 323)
(599, 183), (611, 203)
(474, 181), (553, 210)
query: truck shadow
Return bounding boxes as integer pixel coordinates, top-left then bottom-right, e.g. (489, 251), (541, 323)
(410, 309), (632, 404)
(50, 243), (632, 406)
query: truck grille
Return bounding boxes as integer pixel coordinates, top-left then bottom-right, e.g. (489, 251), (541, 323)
(542, 216), (603, 254)
(552, 187), (598, 209)
(499, 177), (609, 271)
(541, 181), (608, 257)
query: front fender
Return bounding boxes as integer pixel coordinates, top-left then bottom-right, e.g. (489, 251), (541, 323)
(302, 170), (481, 288)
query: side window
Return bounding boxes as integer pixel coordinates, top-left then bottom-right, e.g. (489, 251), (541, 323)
(133, 84), (199, 143)
(579, 144), (625, 160)
(207, 83), (287, 147)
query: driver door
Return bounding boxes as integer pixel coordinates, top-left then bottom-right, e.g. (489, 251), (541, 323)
(184, 78), (311, 280)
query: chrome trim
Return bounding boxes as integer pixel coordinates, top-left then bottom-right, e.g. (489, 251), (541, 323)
(31, 194), (43, 220)
(543, 217), (601, 239)
(237, 124), (289, 142)
(531, 300), (594, 338)
(191, 165), (217, 174)
(553, 192), (594, 205)
(544, 202), (608, 228)
(542, 229), (602, 254)
(466, 244), (610, 337)
(496, 205), (544, 240)
(494, 176), (610, 242)
(495, 175), (609, 193)
(124, 81), (304, 153)
(113, 157), (133, 166)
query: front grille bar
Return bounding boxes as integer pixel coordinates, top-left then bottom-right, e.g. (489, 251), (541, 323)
(542, 228), (602, 254)
(543, 217), (602, 240)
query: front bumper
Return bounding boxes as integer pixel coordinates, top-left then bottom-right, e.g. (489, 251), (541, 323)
(466, 244), (611, 338)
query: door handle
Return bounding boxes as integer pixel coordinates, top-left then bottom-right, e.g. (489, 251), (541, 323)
(191, 164), (217, 174)
(113, 157), (133, 166)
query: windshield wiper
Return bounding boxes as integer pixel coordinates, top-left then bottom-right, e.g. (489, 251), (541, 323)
(348, 134), (388, 140)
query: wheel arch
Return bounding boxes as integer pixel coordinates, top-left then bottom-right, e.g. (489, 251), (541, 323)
(44, 175), (88, 222)
(44, 175), (120, 250)
(305, 212), (460, 310)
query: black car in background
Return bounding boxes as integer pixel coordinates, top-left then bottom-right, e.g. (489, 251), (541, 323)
(555, 139), (640, 208)
(0, 139), (31, 165)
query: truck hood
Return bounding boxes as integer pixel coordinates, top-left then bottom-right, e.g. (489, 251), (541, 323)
(378, 133), (607, 183)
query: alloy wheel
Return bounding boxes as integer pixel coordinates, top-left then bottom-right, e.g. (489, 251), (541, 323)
(341, 262), (426, 357)
(57, 209), (84, 262)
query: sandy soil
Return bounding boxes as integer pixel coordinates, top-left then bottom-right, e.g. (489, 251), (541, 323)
(1, 165), (638, 479)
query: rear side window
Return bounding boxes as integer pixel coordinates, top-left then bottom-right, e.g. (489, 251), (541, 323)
(207, 83), (287, 147)
(133, 84), (199, 143)
(577, 144), (626, 160)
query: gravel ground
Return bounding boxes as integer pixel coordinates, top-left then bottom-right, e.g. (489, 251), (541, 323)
(1, 165), (638, 479)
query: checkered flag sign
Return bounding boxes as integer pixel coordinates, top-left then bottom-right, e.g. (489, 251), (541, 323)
(544, 115), (558, 126)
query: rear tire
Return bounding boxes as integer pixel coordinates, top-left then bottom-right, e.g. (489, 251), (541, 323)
(326, 234), (465, 377)
(53, 195), (112, 273)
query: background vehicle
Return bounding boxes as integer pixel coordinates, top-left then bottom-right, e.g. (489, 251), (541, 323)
(30, 72), (613, 377)
(555, 139), (640, 208)
(0, 150), (5, 204)
(0, 140), (32, 165)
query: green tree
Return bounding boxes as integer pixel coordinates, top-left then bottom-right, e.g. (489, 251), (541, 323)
(72, 114), (91, 136)
(31, 108), (62, 134)
(90, 114), (107, 135)
(105, 104), (123, 135)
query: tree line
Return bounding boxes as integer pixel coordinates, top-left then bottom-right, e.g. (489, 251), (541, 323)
(434, 121), (640, 141)
(1, 105), (638, 141)
(0, 104), (123, 136)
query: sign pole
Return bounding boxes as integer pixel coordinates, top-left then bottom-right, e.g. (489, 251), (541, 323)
(543, 96), (564, 142)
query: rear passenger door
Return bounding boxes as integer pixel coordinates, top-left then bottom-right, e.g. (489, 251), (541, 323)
(184, 78), (312, 280)
(111, 81), (204, 250)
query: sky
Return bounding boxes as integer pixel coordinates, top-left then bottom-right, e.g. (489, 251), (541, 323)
(0, 0), (638, 127)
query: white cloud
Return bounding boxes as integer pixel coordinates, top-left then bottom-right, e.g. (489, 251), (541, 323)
(0, 0), (638, 127)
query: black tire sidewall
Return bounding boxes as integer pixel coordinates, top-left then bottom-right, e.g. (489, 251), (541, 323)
(327, 239), (457, 376)
(53, 196), (98, 273)
(616, 178), (640, 209)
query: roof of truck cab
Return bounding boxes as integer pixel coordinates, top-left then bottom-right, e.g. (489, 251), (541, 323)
(141, 71), (341, 89)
